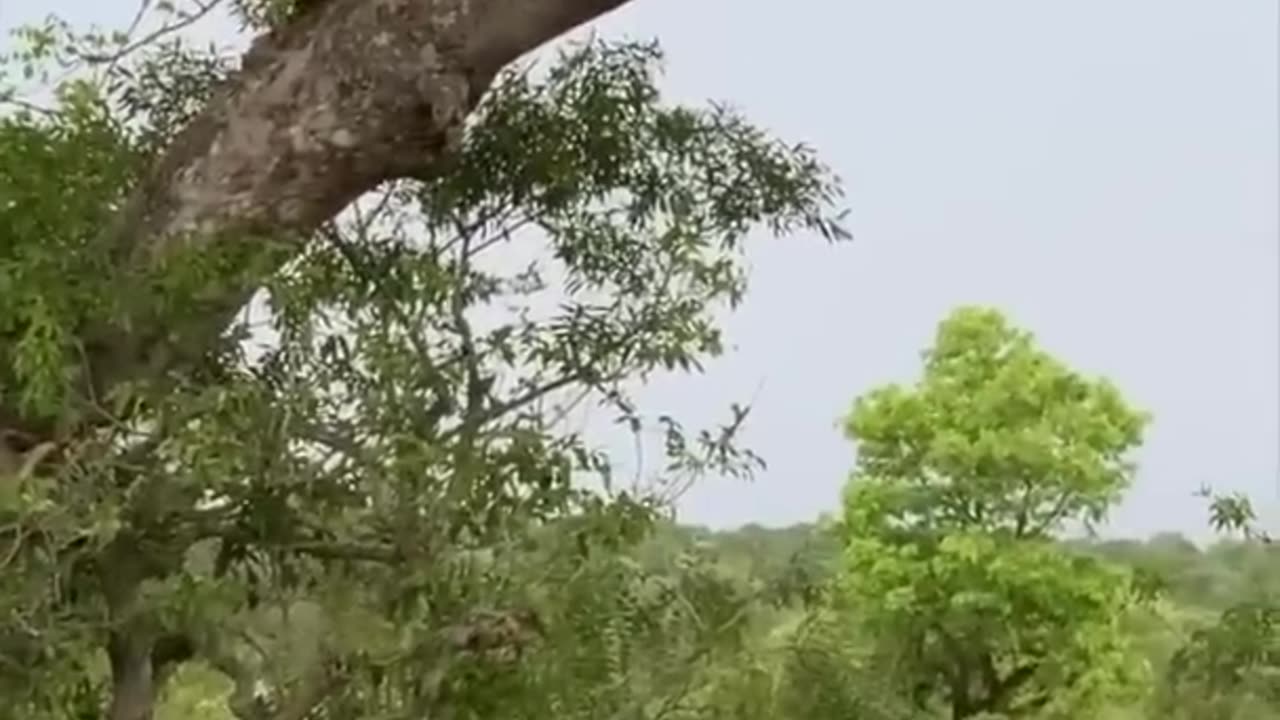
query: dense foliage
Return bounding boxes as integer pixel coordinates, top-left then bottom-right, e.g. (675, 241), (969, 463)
(836, 308), (1153, 719)
(1, 4), (1274, 720)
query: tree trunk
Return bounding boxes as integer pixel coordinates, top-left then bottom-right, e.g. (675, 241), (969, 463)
(0, 0), (635, 448)
(106, 632), (156, 720)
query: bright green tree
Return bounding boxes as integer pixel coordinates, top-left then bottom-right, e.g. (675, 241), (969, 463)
(836, 306), (1153, 719)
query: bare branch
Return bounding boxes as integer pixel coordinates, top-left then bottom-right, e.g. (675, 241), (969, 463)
(77, 0), (225, 68)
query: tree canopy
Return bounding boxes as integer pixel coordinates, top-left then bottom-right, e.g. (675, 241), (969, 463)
(836, 307), (1152, 719)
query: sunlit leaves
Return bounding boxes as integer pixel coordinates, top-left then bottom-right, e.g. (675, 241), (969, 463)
(835, 307), (1152, 718)
(843, 306), (1149, 539)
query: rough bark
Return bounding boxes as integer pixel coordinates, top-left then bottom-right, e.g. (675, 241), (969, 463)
(0, 0), (634, 449)
(106, 632), (157, 720)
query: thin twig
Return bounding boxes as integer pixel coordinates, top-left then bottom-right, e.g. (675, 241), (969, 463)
(78, 0), (223, 68)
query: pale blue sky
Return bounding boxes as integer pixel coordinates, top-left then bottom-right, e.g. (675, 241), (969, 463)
(3, 0), (1277, 539)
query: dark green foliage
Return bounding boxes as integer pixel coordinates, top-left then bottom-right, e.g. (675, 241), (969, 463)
(0, 8), (847, 717)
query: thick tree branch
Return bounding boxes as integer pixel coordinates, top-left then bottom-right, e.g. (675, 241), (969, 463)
(3, 0), (634, 448)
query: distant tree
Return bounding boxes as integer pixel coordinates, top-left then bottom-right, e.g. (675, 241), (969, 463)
(835, 306), (1153, 719)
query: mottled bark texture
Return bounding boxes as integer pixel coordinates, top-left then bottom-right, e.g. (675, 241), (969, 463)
(0, 0), (633, 454)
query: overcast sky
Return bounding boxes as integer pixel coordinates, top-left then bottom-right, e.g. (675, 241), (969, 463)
(3, 0), (1277, 539)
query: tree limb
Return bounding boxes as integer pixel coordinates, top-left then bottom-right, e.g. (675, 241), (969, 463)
(2, 0), (635, 448)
